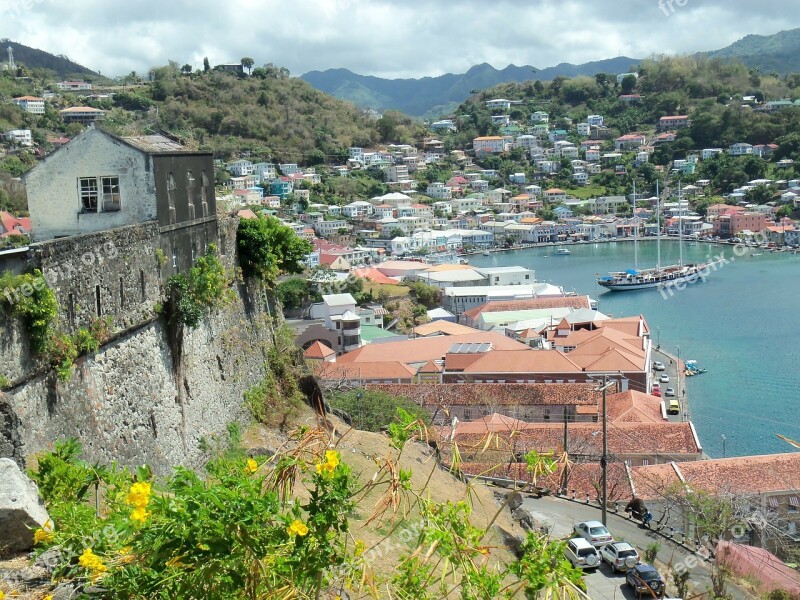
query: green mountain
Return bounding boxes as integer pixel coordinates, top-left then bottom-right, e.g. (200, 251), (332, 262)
(703, 28), (800, 75)
(1, 38), (101, 79)
(301, 57), (640, 117)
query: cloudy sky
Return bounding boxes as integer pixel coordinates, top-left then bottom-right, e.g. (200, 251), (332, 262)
(2, 0), (797, 79)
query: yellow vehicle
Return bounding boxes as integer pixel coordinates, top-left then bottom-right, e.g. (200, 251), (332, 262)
(667, 399), (680, 415)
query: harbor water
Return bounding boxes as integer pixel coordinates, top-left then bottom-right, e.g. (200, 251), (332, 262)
(468, 240), (800, 458)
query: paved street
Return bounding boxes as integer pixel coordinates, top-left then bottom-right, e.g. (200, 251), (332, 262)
(652, 348), (686, 424)
(521, 495), (754, 600)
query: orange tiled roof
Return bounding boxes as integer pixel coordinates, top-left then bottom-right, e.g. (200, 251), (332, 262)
(413, 321), (479, 337)
(314, 360), (417, 381)
(303, 341), (335, 359)
(460, 349), (583, 374)
(632, 453), (800, 500)
(442, 418), (701, 458)
(336, 332), (530, 365)
(365, 383), (600, 408)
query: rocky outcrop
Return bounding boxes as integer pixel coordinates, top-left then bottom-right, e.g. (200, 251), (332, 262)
(0, 458), (50, 553)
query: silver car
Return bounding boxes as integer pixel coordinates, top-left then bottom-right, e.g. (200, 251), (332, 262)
(563, 537), (600, 570)
(599, 541), (640, 572)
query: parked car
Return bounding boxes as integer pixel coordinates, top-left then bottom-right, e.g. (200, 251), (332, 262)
(665, 387), (676, 397)
(659, 374), (670, 383)
(626, 564), (665, 598)
(652, 388), (661, 397)
(563, 537), (601, 570)
(573, 520), (614, 547)
(668, 399), (680, 415)
(599, 541), (640, 572)
(653, 361), (666, 371)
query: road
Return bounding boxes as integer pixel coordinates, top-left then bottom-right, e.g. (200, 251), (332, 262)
(652, 348), (686, 424)
(521, 495), (755, 600)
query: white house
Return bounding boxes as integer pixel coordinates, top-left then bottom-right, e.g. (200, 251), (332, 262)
(587, 115), (604, 127)
(531, 111), (549, 124)
(4, 129), (32, 146)
(476, 266), (534, 286)
(572, 172), (589, 185)
(342, 200), (375, 219)
(252, 162), (277, 182)
(279, 163), (301, 175)
(729, 143), (753, 156)
(486, 98), (511, 110)
(701, 148), (723, 160)
(577, 123), (591, 137)
(426, 182), (453, 199)
(473, 136), (507, 154)
(227, 160), (255, 177)
(12, 96), (45, 115)
(56, 81), (93, 91)
(616, 73), (639, 84)
(314, 220), (350, 237)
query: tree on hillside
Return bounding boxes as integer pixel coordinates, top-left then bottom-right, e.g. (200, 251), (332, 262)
(203, 57), (210, 73)
(241, 57), (254, 75)
(237, 216), (313, 283)
(181, 64), (192, 76)
(621, 74), (637, 95)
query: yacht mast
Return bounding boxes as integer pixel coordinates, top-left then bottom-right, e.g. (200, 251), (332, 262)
(632, 179), (638, 270)
(656, 180), (661, 271)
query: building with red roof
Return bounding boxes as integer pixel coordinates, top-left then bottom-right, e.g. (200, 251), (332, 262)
(0, 211), (32, 239)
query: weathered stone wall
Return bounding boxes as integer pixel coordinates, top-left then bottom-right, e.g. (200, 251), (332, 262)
(0, 214), (274, 474)
(3, 291), (270, 474)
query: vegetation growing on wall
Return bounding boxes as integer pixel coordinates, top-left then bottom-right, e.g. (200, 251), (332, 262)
(244, 323), (307, 428)
(0, 270), (58, 354)
(166, 244), (235, 328)
(237, 216), (312, 284)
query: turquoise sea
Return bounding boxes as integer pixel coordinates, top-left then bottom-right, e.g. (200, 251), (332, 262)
(468, 241), (800, 459)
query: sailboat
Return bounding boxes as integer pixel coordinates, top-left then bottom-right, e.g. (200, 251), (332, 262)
(597, 181), (717, 292)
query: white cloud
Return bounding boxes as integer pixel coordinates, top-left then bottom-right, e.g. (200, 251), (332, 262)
(1, 0), (796, 78)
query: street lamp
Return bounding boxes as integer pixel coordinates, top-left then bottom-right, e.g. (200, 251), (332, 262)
(656, 326), (661, 350)
(721, 434), (727, 458)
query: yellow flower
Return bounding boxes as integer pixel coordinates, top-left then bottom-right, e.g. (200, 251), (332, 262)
(315, 450), (340, 476)
(130, 507), (150, 523)
(34, 528), (54, 544)
(354, 539), (366, 557)
(44, 596), (53, 600)
(286, 519), (309, 537)
(0, 593), (5, 600)
(126, 481), (152, 509)
(78, 548), (107, 579)
(244, 458), (258, 475)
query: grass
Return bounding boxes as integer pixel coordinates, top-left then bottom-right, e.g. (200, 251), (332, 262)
(363, 281), (410, 299)
(567, 184), (608, 200)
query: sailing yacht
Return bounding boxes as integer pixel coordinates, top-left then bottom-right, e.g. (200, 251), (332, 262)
(597, 181), (716, 292)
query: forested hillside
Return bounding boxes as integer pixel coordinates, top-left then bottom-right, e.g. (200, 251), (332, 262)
(142, 63), (423, 163)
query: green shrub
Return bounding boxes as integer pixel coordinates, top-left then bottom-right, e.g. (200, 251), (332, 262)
(47, 332), (78, 381)
(237, 216), (312, 283)
(329, 389), (431, 433)
(166, 244), (234, 328)
(0, 270), (58, 354)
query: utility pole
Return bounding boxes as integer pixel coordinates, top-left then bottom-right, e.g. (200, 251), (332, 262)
(561, 411), (570, 492)
(597, 375), (615, 526)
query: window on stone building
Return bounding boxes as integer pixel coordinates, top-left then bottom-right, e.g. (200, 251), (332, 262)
(167, 172), (177, 223)
(186, 171), (196, 220)
(101, 177), (120, 211)
(79, 177), (99, 211)
(201, 171), (210, 217)
(78, 176), (121, 212)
